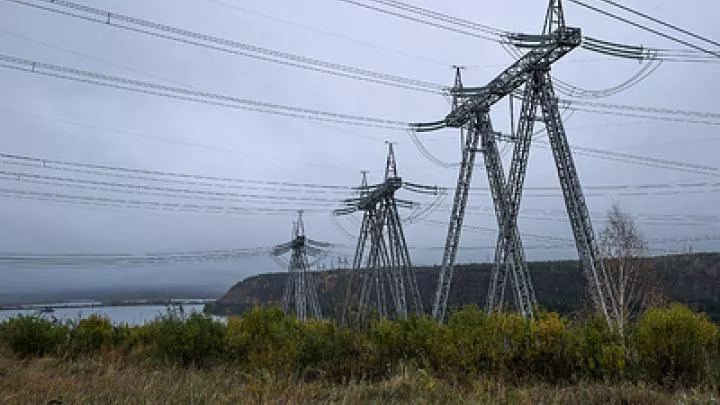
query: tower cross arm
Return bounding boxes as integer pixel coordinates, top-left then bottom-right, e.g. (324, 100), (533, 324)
(357, 177), (403, 210)
(411, 27), (581, 131)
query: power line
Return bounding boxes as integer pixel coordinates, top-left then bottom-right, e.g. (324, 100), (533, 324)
(590, 0), (720, 50)
(500, 41), (661, 100)
(358, 0), (505, 36)
(3, 41), (718, 133)
(197, 0), (451, 67)
(2, 51), (718, 183)
(0, 187), (333, 216)
(416, 218), (573, 243)
(566, 0), (720, 59)
(4, 151), (717, 200)
(0, 29), (200, 89)
(533, 140), (720, 178)
(332, 0), (504, 43)
(554, 59), (662, 99)
(421, 204), (719, 227)
(468, 207), (719, 227)
(2, 0), (445, 94)
(0, 152), (356, 191)
(334, 0), (718, 63)
(566, 99), (720, 121)
(416, 218), (720, 244)
(409, 128), (720, 179)
(0, 246), (277, 268)
(0, 158), (353, 197)
(468, 181), (720, 194)
(0, 170), (345, 207)
(570, 107), (720, 127)
(5, 159), (717, 206)
(0, 30), (389, 146)
(0, 53), (408, 129)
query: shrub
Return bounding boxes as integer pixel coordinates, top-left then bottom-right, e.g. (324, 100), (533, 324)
(63, 314), (128, 357)
(441, 305), (491, 376)
(143, 310), (227, 367)
(526, 312), (570, 380)
(365, 318), (420, 378)
(631, 304), (718, 386)
(564, 316), (625, 381)
(295, 319), (343, 379)
(226, 306), (300, 374)
(443, 306), (529, 378)
(0, 314), (68, 357)
(2, 303), (719, 389)
(391, 315), (443, 370)
(485, 312), (529, 376)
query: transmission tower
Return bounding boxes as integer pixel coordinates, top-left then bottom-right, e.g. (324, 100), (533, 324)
(414, 0), (618, 325)
(335, 144), (424, 324)
(272, 210), (330, 321)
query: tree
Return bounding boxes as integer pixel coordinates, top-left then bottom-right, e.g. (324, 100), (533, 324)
(599, 204), (662, 333)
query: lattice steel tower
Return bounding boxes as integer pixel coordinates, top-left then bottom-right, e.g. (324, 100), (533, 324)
(414, 0), (618, 325)
(335, 144), (423, 324)
(273, 210), (327, 321)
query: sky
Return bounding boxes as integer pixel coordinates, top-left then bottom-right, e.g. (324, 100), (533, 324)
(0, 0), (718, 295)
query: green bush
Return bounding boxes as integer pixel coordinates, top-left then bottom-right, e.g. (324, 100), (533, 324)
(564, 316), (625, 381)
(0, 314), (68, 357)
(385, 315), (442, 371)
(226, 306), (299, 373)
(525, 312), (570, 380)
(484, 312), (529, 376)
(1, 303), (719, 388)
(295, 319), (343, 379)
(441, 306), (530, 379)
(631, 304), (717, 386)
(143, 309), (227, 367)
(440, 305), (490, 376)
(63, 314), (129, 356)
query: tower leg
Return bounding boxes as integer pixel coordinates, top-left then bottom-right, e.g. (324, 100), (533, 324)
(486, 73), (540, 319)
(344, 210), (371, 325)
(282, 266), (294, 314)
(388, 198), (423, 314)
(537, 71), (617, 324)
(432, 111), (486, 321)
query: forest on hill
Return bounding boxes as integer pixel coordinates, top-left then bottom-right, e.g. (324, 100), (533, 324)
(205, 252), (720, 321)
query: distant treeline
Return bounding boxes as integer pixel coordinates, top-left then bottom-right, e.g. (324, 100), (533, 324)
(206, 252), (720, 321)
(0, 304), (718, 388)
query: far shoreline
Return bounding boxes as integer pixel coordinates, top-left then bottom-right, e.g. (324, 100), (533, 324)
(0, 298), (216, 311)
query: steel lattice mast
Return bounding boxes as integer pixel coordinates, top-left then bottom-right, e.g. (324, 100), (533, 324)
(417, 0), (618, 325)
(337, 144), (423, 324)
(274, 210), (324, 321)
(485, 71), (539, 318)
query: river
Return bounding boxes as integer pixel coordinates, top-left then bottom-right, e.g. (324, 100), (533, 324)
(0, 299), (222, 326)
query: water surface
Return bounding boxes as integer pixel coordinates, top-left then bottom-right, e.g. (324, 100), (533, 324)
(0, 303), (211, 326)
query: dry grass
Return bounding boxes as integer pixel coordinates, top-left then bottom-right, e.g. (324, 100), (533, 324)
(0, 349), (717, 404)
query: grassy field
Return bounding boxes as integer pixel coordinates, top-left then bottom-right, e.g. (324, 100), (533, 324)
(0, 349), (717, 405)
(1, 304), (719, 404)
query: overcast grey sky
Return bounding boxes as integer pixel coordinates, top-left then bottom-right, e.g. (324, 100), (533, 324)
(0, 0), (718, 294)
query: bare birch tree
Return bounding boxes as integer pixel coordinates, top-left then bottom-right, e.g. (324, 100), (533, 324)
(599, 204), (662, 332)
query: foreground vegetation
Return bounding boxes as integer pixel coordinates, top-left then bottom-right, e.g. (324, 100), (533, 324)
(1, 353), (718, 404)
(0, 304), (719, 403)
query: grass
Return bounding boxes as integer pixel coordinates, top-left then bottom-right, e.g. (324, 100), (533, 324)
(1, 305), (719, 403)
(0, 348), (717, 405)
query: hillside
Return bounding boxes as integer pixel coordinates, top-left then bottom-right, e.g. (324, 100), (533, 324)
(204, 252), (720, 321)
